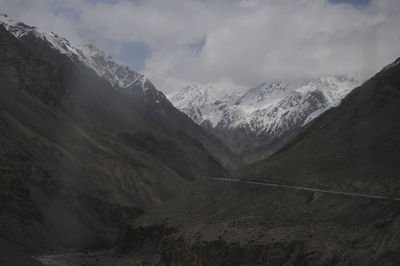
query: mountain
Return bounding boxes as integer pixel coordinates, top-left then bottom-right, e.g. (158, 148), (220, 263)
(2, 11), (399, 266)
(234, 57), (400, 196)
(169, 76), (361, 162)
(168, 84), (223, 126)
(0, 14), (241, 171)
(100, 58), (400, 266)
(0, 14), (240, 255)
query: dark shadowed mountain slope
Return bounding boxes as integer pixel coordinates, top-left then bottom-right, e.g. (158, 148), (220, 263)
(233, 57), (400, 196)
(0, 21), (231, 253)
(94, 58), (400, 266)
(0, 13), (241, 171)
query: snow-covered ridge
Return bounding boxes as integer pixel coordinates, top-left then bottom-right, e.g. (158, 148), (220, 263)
(0, 13), (157, 98)
(169, 84), (240, 127)
(235, 81), (295, 113)
(1, 13), (85, 61)
(168, 84), (220, 110)
(169, 75), (362, 138)
(77, 44), (150, 92)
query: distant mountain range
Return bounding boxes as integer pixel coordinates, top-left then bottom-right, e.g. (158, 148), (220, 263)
(234, 56), (400, 196)
(169, 75), (362, 162)
(116, 56), (400, 265)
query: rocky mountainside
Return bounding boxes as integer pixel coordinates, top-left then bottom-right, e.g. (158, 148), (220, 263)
(88, 57), (400, 266)
(168, 84), (223, 125)
(234, 57), (400, 196)
(169, 76), (361, 162)
(0, 14), (240, 255)
(0, 14), (240, 171)
(2, 11), (399, 266)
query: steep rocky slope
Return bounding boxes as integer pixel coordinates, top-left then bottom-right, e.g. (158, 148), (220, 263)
(1, 11), (398, 266)
(234, 57), (400, 196)
(93, 57), (400, 266)
(0, 16), (236, 255)
(0, 13), (240, 171)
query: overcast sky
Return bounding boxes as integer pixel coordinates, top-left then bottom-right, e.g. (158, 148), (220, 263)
(1, 0), (400, 93)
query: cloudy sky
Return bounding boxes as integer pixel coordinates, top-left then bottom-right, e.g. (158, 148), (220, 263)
(1, 0), (400, 92)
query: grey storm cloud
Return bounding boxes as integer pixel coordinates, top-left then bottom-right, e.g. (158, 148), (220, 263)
(1, 0), (400, 92)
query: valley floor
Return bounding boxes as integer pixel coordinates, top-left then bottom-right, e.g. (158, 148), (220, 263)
(30, 178), (400, 266)
(33, 251), (126, 266)
(212, 177), (400, 201)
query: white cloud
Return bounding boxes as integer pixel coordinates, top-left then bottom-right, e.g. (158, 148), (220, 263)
(1, 0), (400, 93)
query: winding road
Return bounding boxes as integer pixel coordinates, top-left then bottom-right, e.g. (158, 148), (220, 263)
(212, 177), (400, 201)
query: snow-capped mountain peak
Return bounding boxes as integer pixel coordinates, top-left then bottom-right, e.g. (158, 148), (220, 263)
(297, 74), (360, 117)
(169, 84), (220, 109)
(169, 84), (231, 127)
(169, 76), (362, 158)
(0, 13), (163, 102)
(0, 13), (35, 38)
(0, 14), (83, 59)
(77, 44), (150, 91)
(236, 81), (295, 110)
